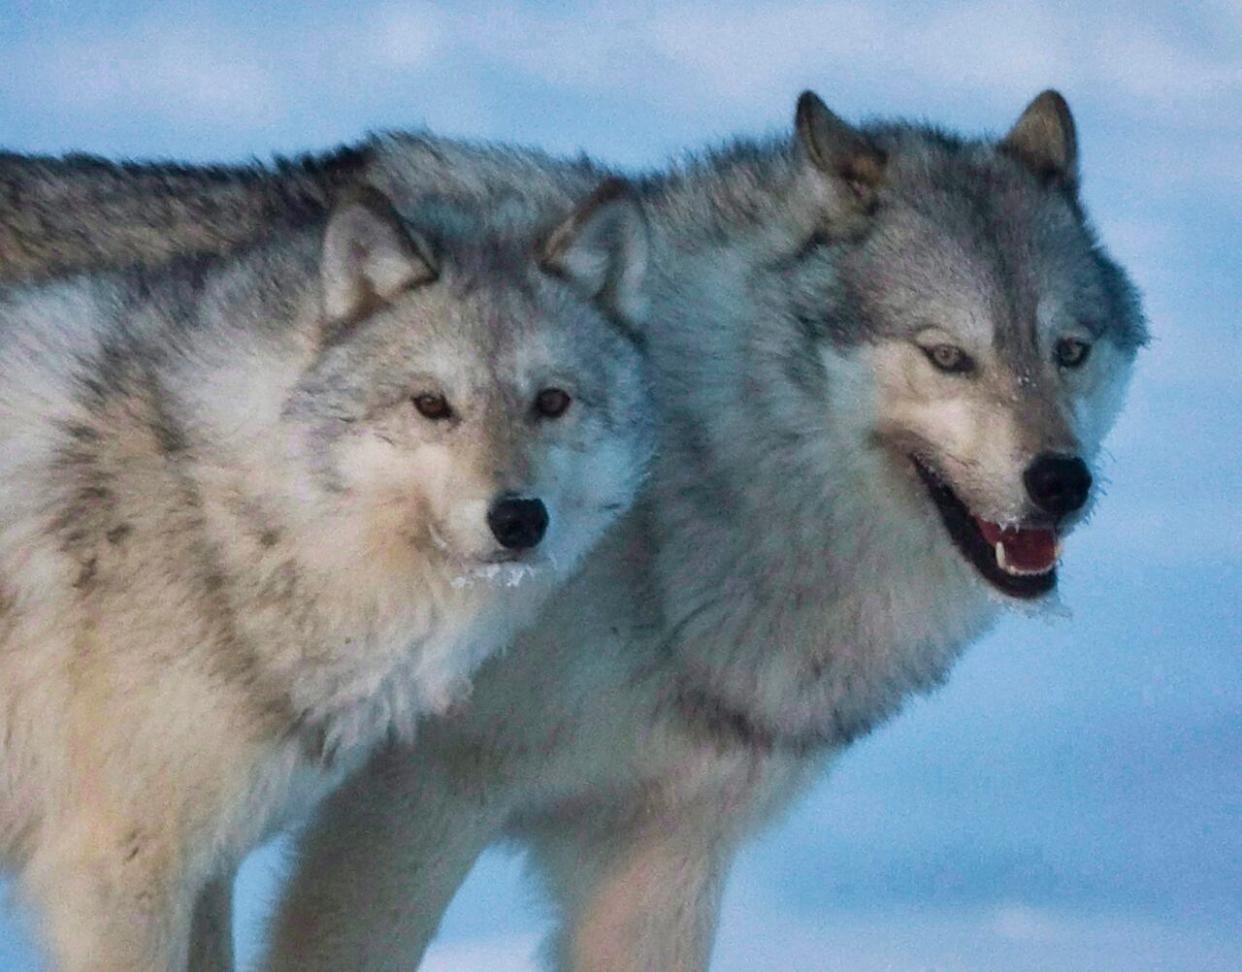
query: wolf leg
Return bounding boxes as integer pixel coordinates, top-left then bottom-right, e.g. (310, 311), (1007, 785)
(527, 813), (733, 972)
(265, 743), (509, 972)
(24, 819), (197, 972)
(188, 873), (235, 972)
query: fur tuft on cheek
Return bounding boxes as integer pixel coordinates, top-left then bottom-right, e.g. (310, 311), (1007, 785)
(531, 431), (646, 570)
(1071, 341), (1135, 459)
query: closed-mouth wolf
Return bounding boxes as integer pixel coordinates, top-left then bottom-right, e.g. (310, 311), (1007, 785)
(0, 90), (1144, 970)
(0, 179), (652, 970)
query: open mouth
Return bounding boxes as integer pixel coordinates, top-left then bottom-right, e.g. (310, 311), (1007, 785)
(912, 457), (1058, 600)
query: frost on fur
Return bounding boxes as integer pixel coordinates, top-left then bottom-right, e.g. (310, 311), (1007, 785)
(450, 562), (544, 590)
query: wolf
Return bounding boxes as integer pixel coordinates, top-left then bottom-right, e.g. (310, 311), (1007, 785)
(258, 91), (1145, 971)
(0, 176), (652, 971)
(0, 90), (1146, 970)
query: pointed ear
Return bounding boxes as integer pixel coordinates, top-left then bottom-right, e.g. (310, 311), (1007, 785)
(321, 187), (437, 325)
(795, 91), (886, 208)
(1000, 90), (1078, 187)
(540, 178), (649, 325)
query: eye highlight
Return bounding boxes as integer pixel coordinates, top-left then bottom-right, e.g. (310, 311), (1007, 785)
(1054, 337), (1092, 369)
(922, 344), (976, 375)
(412, 393), (453, 421)
(534, 388), (572, 419)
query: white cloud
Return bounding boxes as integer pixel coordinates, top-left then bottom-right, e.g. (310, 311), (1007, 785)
(423, 934), (540, 972)
(990, 901), (1072, 942)
(5, 1), (1240, 172)
(15, 21), (284, 128)
(713, 900), (1242, 971)
(367, 3), (449, 69)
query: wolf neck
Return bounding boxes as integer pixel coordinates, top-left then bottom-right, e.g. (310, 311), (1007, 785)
(641, 144), (998, 750)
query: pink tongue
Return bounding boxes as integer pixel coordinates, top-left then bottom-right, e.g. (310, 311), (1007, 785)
(975, 519), (1058, 572)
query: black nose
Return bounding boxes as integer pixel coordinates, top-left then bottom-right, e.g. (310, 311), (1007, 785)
(487, 497), (548, 550)
(1023, 453), (1092, 517)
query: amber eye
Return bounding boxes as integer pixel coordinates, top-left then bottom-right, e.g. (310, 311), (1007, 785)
(923, 343), (975, 374)
(534, 388), (572, 419)
(413, 393), (452, 420)
(1054, 337), (1092, 369)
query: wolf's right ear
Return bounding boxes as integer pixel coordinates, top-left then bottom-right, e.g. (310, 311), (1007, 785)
(321, 188), (438, 325)
(1000, 90), (1078, 188)
(795, 91), (887, 210)
(540, 178), (649, 326)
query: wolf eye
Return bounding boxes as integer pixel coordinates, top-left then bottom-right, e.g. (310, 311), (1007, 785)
(534, 388), (572, 419)
(412, 393), (453, 420)
(923, 344), (975, 374)
(1054, 338), (1092, 369)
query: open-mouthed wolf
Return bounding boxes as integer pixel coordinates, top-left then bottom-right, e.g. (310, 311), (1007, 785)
(0, 89), (1145, 970)
(0, 177), (652, 971)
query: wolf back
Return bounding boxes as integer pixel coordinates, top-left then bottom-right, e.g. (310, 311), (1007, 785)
(0, 137), (608, 283)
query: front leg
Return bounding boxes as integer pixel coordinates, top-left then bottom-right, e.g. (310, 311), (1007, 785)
(524, 744), (817, 972)
(265, 742), (511, 972)
(525, 812), (735, 972)
(188, 874), (235, 972)
(23, 817), (197, 972)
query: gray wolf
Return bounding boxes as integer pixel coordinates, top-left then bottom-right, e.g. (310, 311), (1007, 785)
(0, 179), (652, 970)
(264, 91), (1145, 971)
(0, 90), (1145, 970)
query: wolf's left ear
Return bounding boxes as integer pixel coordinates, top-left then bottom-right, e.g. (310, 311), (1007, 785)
(1001, 90), (1078, 188)
(540, 178), (649, 326)
(321, 187), (438, 325)
(795, 91), (887, 209)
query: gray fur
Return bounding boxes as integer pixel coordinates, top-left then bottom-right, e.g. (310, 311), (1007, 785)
(0, 136), (605, 284)
(0, 90), (1145, 970)
(0, 146), (369, 282)
(260, 94), (1144, 971)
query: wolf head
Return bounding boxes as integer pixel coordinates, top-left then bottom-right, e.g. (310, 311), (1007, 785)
(760, 91), (1146, 601)
(279, 181), (652, 582)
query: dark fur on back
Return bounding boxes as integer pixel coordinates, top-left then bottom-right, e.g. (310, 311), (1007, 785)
(0, 144), (370, 283)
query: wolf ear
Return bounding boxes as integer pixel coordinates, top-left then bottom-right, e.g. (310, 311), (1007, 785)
(540, 178), (649, 325)
(795, 91), (886, 209)
(1001, 90), (1078, 188)
(321, 187), (438, 325)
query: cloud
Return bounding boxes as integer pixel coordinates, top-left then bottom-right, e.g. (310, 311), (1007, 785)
(713, 900), (1242, 971)
(4, 1), (1240, 178)
(366, 3), (449, 69)
(445, 0), (1242, 132)
(423, 934), (540, 972)
(9, 20), (283, 128)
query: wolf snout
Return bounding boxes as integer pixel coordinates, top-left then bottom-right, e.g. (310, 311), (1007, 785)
(487, 496), (549, 550)
(1023, 453), (1091, 517)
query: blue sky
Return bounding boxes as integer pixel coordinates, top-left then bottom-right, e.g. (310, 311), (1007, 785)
(0, 2), (1239, 969)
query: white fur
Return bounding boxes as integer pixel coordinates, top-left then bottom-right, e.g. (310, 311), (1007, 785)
(0, 191), (649, 970)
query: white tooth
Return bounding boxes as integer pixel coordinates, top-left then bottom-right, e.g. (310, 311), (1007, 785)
(995, 541), (1008, 571)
